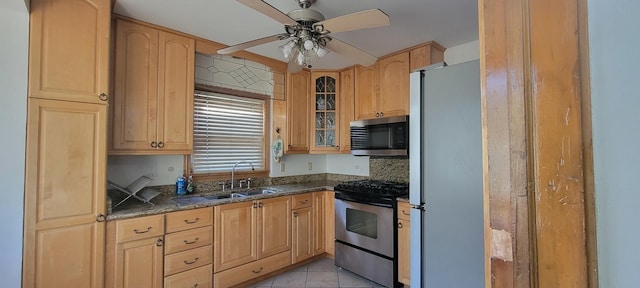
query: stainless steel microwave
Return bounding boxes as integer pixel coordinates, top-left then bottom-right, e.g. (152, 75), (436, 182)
(350, 115), (409, 156)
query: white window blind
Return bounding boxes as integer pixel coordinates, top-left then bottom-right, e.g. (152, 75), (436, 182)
(192, 91), (265, 174)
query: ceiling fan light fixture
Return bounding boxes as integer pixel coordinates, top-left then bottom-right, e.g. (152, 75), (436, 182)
(303, 39), (315, 50)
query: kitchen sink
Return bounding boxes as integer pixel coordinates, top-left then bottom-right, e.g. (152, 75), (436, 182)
(172, 193), (245, 205)
(238, 188), (278, 196)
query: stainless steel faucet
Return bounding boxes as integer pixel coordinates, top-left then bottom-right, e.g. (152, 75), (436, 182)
(231, 161), (255, 190)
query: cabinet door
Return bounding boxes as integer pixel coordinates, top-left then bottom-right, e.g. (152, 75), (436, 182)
(313, 192), (325, 255)
(324, 191), (336, 256)
(339, 68), (355, 152)
(28, 0), (110, 104)
(258, 196), (292, 258)
(310, 72), (340, 153)
(286, 70), (310, 153)
(112, 19), (159, 151)
(214, 201), (257, 272)
(157, 31), (194, 153)
(397, 218), (411, 285)
(409, 42), (445, 72)
(291, 207), (314, 263)
(354, 64), (379, 120)
(116, 237), (164, 288)
(378, 52), (410, 117)
(23, 99), (106, 288)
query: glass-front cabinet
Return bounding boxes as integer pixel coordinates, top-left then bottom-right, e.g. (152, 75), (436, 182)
(310, 72), (341, 153)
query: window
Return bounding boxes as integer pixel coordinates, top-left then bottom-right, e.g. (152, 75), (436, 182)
(188, 90), (269, 179)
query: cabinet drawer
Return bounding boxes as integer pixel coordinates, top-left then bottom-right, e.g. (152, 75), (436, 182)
(397, 201), (412, 221)
(165, 245), (212, 276)
(164, 264), (212, 288)
(292, 193), (313, 209)
(166, 207), (213, 233)
(165, 226), (213, 255)
(116, 214), (165, 243)
(213, 250), (291, 288)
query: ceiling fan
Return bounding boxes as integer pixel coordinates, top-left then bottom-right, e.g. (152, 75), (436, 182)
(217, 0), (390, 72)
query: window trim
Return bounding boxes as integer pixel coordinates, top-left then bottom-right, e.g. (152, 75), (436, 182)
(185, 84), (271, 181)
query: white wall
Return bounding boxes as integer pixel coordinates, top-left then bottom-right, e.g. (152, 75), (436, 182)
(0, 1), (29, 287)
(588, 1), (640, 287)
(444, 40), (479, 65)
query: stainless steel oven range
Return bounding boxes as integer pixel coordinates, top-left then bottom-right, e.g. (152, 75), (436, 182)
(334, 180), (409, 288)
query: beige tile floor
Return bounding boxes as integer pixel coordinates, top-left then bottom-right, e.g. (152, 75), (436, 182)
(247, 257), (388, 288)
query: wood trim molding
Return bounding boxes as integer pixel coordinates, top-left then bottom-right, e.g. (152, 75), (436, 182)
(480, 0), (593, 286)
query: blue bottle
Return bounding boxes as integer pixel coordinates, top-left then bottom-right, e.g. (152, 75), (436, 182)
(176, 176), (186, 195)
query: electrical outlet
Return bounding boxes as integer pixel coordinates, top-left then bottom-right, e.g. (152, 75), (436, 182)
(308, 162), (312, 170)
(280, 163), (286, 172)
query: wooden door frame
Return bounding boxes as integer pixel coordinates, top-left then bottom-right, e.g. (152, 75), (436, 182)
(479, 0), (597, 287)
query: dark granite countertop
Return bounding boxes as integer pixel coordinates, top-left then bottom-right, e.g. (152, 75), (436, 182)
(106, 180), (339, 221)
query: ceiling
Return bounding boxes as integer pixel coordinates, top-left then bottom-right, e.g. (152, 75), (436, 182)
(113, 0), (479, 70)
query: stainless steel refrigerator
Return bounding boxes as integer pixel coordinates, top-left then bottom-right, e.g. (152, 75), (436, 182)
(408, 59), (484, 287)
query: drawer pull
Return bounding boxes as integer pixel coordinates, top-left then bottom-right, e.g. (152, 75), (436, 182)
(134, 226), (152, 234)
(252, 267), (263, 274)
(401, 210), (410, 216)
(299, 200), (308, 204)
(398, 222), (403, 229)
(183, 237), (199, 245)
(156, 239), (163, 247)
(184, 257), (199, 265)
(184, 217), (200, 224)
(258, 202), (263, 208)
(192, 284), (198, 288)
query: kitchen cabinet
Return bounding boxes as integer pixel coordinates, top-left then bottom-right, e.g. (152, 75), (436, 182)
(283, 70), (311, 154)
(378, 52), (411, 118)
(310, 72), (341, 153)
(313, 192), (326, 255)
(105, 214), (165, 288)
(324, 191), (336, 256)
(214, 196), (291, 273)
(164, 208), (213, 287)
(23, 1), (110, 287)
(409, 42), (445, 71)
(354, 63), (380, 120)
(111, 18), (194, 155)
(355, 52), (411, 120)
(292, 193), (314, 263)
(28, 0), (111, 104)
(397, 201), (412, 286)
(339, 68), (356, 152)
(23, 99), (108, 287)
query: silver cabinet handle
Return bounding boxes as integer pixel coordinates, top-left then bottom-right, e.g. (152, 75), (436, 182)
(252, 267), (263, 274)
(184, 237), (199, 245)
(184, 257), (199, 265)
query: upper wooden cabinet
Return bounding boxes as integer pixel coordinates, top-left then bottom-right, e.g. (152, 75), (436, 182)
(377, 52), (410, 118)
(284, 70), (311, 154)
(355, 53), (410, 121)
(111, 19), (194, 155)
(310, 72), (341, 153)
(28, 0), (111, 104)
(354, 63), (379, 120)
(409, 42), (445, 71)
(339, 68), (355, 152)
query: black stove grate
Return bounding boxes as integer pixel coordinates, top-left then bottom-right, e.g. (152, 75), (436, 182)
(334, 180), (409, 207)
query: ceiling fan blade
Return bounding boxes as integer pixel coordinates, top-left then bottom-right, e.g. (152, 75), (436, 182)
(325, 38), (377, 67)
(237, 0), (297, 26)
(314, 9), (389, 34)
(217, 34), (288, 54)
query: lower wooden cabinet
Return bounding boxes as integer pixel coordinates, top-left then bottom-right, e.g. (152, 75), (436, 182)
(397, 201), (412, 286)
(313, 192), (326, 255)
(324, 191), (336, 256)
(292, 206), (313, 263)
(106, 215), (165, 288)
(164, 264), (212, 288)
(213, 250), (291, 288)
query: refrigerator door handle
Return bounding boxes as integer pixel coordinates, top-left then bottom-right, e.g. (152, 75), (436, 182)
(411, 203), (426, 211)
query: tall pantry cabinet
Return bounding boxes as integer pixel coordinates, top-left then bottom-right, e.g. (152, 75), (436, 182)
(23, 0), (110, 287)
